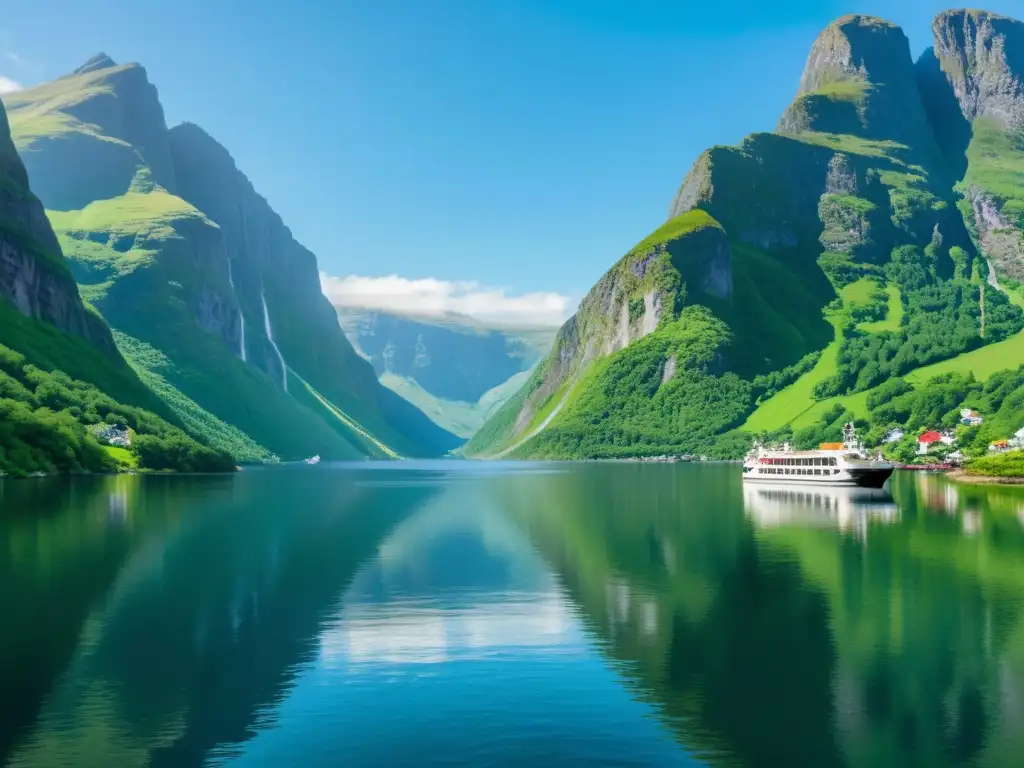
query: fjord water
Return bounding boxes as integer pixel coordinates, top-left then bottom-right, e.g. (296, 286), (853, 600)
(2, 464), (1023, 767)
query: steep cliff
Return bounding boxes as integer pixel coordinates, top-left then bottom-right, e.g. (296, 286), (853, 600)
(926, 10), (1024, 281)
(166, 124), (457, 456)
(472, 10), (1024, 459)
(467, 210), (749, 457)
(0, 97), (114, 352)
(337, 309), (556, 437)
(6, 56), (460, 460)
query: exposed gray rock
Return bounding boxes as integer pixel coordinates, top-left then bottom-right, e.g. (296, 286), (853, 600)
(0, 99), (114, 351)
(825, 153), (859, 195)
(969, 187), (1024, 280)
(932, 10), (1024, 128)
(777, 14), (943, 160)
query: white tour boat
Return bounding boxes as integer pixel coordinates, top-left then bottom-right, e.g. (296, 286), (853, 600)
(742, 423), (894, 488)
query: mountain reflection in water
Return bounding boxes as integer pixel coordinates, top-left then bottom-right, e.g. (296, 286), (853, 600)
(2, 464), (1024, 767)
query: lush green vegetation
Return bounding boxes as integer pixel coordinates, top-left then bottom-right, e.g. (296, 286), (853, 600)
(962, 118), (1024, 203)
(710, 242), (834, 377)
(756, 366), (1024, 468)
(963, 451), (1024, 478)
(113, 332), (276, 463)
(813, 245), (1023, 398)
(509, 307), (751, 459)
(0, 298), (171, 420)
(628, 209), (723, 255)
(0, 342), (234, 477)
(53, 193), (383, 461)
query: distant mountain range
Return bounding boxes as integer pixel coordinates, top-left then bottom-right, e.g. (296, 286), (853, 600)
(337, 309), (556, 438)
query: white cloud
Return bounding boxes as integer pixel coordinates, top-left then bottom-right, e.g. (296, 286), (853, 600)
(321, 273), (571, 328)
(0, 76), (22, 94)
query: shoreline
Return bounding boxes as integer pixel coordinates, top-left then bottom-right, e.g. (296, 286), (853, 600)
(946, 470), (1024, 486)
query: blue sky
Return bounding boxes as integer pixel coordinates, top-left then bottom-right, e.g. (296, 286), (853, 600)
(2, 0), (1021, 323)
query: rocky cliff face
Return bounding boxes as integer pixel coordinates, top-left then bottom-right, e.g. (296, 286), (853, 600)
(0, 97), (114, 351)
(778, 15), (942, 162)
(927, 11), (1024, 281)
(932, 11), (1024, 128)
(6, 56), (459, 459)
(467, 210), (736, 455)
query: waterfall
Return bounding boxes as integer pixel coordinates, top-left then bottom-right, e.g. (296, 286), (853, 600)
(227, 260), (247, 362)
(261, 291), (288, 392)
(239, 308), (247, 362)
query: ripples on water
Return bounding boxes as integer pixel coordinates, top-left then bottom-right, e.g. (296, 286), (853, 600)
(1, 464), (1023, 767)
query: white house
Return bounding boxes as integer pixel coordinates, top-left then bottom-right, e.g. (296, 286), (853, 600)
(960, 408), (983, 426)
(884, 428), (904, 444)
(1011, 427), (1024, 450)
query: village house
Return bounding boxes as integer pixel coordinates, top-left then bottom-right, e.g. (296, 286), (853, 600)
(989, 439), (1011, 454)
(93, 424), (131, 448)
(960, 408), (983, 426)
(917, 430), (942, 454)
(884, 428), (904, 444)
(917, 430), (956, 455)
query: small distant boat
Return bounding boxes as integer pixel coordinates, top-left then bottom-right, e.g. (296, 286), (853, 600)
(305, 455), (321, 465)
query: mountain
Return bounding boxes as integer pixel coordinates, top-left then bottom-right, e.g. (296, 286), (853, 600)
(4, 55), (461, 461)
(337, 309), (556, 437)
(0, 96), (234, 476)
(470, 10), (1024, 460)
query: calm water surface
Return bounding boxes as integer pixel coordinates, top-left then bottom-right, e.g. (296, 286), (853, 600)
(2, 462), (1024, 767)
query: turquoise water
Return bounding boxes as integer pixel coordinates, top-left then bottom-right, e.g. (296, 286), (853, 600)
(2, 462), (1024, 767)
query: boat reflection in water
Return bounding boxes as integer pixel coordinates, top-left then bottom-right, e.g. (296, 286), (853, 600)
(744, 482), (899, 538)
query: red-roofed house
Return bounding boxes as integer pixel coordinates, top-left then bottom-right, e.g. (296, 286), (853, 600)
(918, 430), (943, 455)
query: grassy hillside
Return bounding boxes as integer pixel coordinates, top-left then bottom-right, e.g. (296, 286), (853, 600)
(50, 189), (375, 460)
(0, 338), (234, 477)
(745, 278), (902, 431)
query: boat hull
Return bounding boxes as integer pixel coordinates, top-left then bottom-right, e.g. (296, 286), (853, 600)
(743, 467), (894, 488)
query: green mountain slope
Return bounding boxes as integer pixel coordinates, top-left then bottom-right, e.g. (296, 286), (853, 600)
(470, 11), (1024, 460)
(0, 96), (234, 476)
(337, 309), (556, 438)
(6, 56), (461, 460)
